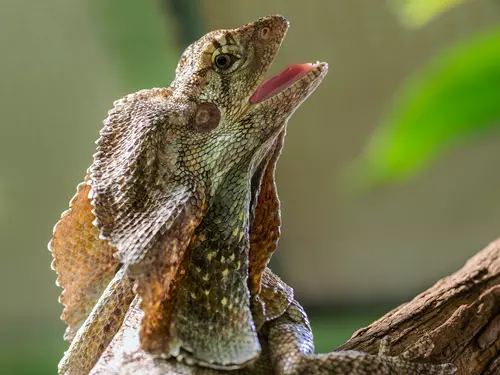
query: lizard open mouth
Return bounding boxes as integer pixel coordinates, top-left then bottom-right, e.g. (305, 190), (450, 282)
(250, 62), (324, 103)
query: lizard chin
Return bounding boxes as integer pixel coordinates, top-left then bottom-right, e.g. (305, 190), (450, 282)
(250, 61), (328, 104)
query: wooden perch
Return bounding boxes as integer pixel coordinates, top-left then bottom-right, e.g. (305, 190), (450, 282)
(338, 239), (500, 375)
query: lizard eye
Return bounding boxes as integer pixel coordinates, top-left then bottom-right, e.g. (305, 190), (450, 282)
(213, 53), (238, 71)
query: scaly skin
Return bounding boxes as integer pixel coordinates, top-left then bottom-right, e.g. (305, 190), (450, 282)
(49, 15), (457, 375)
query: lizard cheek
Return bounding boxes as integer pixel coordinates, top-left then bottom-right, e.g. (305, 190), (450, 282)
(194, 102), (221, 133)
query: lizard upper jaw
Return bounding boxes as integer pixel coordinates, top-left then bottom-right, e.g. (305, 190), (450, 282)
(250, 61), (328, 104)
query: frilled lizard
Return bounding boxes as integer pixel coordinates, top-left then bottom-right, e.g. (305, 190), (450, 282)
(49, 15), (456, 375)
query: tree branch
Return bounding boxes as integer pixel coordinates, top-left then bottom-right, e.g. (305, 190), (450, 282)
(337, 239), (500, 375)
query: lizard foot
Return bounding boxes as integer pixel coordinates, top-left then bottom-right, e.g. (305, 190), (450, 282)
(375, 334), (457, 375)
(285, 335), (457, 375)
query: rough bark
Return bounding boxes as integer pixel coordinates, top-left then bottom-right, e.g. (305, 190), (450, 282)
(338, 239), (500, 375)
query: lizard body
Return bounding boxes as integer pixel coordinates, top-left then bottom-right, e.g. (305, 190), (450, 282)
(49, 15), (456, 375)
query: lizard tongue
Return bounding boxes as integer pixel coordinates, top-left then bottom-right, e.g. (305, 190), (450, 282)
(250, 64), (314, 103)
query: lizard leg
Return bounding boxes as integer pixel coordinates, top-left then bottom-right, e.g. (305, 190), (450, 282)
(266, 300), (457, 375)
(58, 267), (134, 375)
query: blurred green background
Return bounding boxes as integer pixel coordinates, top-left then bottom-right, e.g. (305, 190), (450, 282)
(1, 1), (499, 374)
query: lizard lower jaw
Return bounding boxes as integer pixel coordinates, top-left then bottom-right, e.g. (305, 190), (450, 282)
(250, 62), (328, 104)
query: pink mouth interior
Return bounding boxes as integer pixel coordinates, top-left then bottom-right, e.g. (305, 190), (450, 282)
(250, 63), (315, 103)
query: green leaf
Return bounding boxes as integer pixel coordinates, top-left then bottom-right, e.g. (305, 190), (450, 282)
(389, 0), (470, 27)
(356, 27), (500, 187)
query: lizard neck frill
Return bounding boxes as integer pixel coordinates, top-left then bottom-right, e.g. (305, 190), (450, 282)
(168, 159), (260, 369)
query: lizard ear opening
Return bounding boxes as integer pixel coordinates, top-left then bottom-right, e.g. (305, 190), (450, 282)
(193, 102), (221, 133)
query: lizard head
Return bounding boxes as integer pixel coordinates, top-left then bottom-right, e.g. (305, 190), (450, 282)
(165, 14), (328, 193)
(173, 14), (328, 130)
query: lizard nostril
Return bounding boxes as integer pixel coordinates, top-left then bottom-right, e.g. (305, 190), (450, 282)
(258, 27), (271, 40)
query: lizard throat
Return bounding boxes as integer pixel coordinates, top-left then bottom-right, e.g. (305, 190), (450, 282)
(250, 63), (319, 103)
(167, 171), (260, 368)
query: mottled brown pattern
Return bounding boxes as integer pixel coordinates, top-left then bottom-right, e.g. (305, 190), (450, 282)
(50, 179), (120, 342)
(249, 130), (283, 297)
(136, 199), (206, 354)
(51, 15), (456, 375)
(248, 130), (293, 330)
